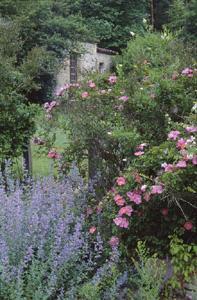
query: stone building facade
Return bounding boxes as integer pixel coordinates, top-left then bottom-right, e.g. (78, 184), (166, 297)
(56, 43), (117, 88)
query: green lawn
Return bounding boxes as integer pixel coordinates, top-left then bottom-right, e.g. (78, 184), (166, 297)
(32, 128), (68, 177)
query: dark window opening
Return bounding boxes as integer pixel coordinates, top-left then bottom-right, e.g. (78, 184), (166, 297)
(70, 55), (77, 83)
(99, 62), (105, 73)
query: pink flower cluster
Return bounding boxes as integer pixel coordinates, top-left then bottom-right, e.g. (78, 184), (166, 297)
(116, 176), (126, 186)
(181, 68), (193, 78)
(119, 95), (129, 102)
(43, 101), (58, 112)
(111, 125), (196, 233)
(108, 75), (117, 84)
(87, 80), (96, 88)
(134, 143), (147, 156)
(55, 83), (80, 97)
(109, 236), (119, 247)
(47, 149), (61, 159)
(81, 91), (89, 98)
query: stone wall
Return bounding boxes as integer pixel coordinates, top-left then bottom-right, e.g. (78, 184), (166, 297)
(56, 43), (115, 88)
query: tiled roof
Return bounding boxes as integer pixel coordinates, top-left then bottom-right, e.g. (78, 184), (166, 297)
(97, 47), (118, 55)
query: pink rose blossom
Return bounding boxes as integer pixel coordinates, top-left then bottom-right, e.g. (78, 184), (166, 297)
(127, 191), (142, 204)
(151, 185), (163, 194)
(140, 185), (147, 192)
(136, 143), (147, 150)
(144, 192), (151, 201)
(44, 102), (50, 109)
(181, 68), (193, 77)
(192, 155), (197, 165)
(133, 173), (142, 183)
(186, 126), (197, 133)
(109, 187), (116, 193)
(100, 89), (106, 94)
(183, 221), (193, 231)
(81, 91), (89, 98)
(118, 205), (133, 217)
(134, 151), (144, 156)
(113, 217), (129, 228)
(108, 75), (117, 84)
(116, 176), (126, 186)
(89, 226), (96, 234)
(109, 236), (119, 247)
(176, 138), (187, 150)
(176, 160), (187, 168)
(88, 80), (96, 88)
(47, 150), (61, 159)
(50, 101), (57, 108)
(161, 163), (174, 172)
(114, 194), (125, 206)
(119, 96), (129, 102)
(168, 130), (180, 140)
(161, 208), (169, 216)
(86, 207), (93, 216)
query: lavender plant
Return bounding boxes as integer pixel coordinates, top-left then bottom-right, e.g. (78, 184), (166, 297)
(0, 166), (90, 299)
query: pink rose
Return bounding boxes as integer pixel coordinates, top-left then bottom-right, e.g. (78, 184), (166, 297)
(186, 126), (197, 133)
(118, 205), (133, 217)
(81, 91), (89, 98)
(134, 151), (144, 156)
(108, 75), (117, 84)
(192, 155), (197, 165)
(176, 160), (187, 168)
(151, 185), (163, 194)
(161, 163), (174, 173)
(116, 176), (126, 186)
(43, 102), (50, 109)
(109, 236), (119, 248)
(86, 207), (93, 216)
(136, 143), (147, 150)
(140, 185), (147, 192)
(100, 89), (106, 94)
(114, 194), (125, 206)
(47, 150), (61, 159)
(113, 217), (129, 228)
(168, 130), (180, 140)
(183, 221), (193, 231)
(176, 138), (187, 150)
(119, 96), (129, 102)
(127, 191), (142, 204)
(181, 68), (193, 77)
(143, 192), (151, 201)
(89, 226), (96, 234)
(161, 208), (169, 216)
(88, 80), (96, 88)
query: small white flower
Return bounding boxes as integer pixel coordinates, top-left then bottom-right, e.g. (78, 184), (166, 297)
(107, 132), (112, 135)
(130, 31), (135, 36)
(143, 18), (147, 24)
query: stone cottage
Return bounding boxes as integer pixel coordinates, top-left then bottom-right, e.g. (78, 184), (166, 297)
(56, 43), (117, 88)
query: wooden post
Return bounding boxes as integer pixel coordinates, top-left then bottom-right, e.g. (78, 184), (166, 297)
(150, 0), (155, 29)
(22, 141), (32, 175)
(88, 139), (103, 199)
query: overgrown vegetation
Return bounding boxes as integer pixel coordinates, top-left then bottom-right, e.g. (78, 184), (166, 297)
(0, 0), (196, 299)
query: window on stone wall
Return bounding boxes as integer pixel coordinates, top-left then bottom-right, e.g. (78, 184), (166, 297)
(99, 62), (105, 73)
(70, 55), (77, 83)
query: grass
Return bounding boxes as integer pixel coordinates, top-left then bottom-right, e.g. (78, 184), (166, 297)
(31, 128), (67, 177)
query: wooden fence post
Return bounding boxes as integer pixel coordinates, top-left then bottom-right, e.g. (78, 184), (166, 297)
(22, 141), (32, 175)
